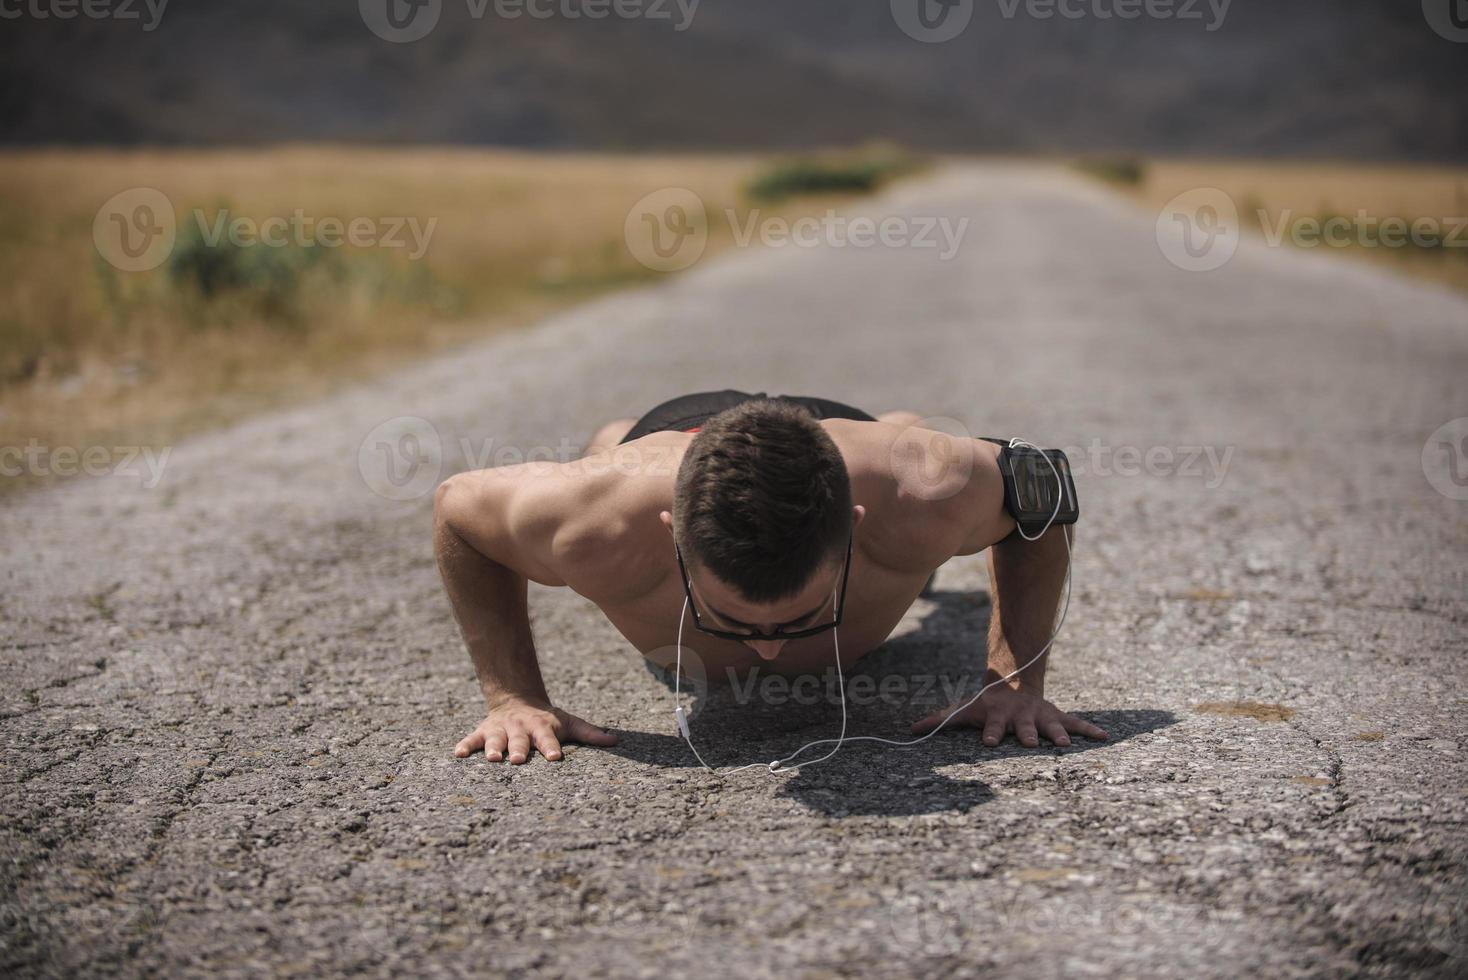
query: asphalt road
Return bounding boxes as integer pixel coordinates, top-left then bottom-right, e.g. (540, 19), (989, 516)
(3, 165), (1466, 978)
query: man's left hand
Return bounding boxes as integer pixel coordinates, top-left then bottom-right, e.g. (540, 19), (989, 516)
(910, 686), (1108, 748)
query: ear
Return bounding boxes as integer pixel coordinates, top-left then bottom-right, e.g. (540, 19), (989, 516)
(659, 510), (675, 536)
(853, 504), (867, 528)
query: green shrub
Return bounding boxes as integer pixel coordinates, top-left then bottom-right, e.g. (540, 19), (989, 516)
(166, 211), (332, 326)
(747, 150), (920, 203)
(1075, 156), (1147, 187)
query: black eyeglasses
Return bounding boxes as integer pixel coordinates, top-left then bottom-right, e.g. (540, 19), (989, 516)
(674, 529), (853, 642)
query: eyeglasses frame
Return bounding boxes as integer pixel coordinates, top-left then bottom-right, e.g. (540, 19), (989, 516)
(673, 526), (854, 642)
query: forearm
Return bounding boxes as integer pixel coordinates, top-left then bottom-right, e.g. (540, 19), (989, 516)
(984, 526), (1072, 695)
(434, 516), (549, 708)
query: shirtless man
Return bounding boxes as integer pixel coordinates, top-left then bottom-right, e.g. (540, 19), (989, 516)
(435, 390), (1108, 766)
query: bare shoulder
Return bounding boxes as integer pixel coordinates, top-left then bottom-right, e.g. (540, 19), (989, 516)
(826, 418), (1012, 567)
(434, 434), (683, 596)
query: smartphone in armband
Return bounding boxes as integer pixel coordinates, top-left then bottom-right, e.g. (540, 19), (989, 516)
(984, 439), (1080, 538)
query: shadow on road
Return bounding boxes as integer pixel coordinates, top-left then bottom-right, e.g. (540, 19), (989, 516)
(607, 588), (1177, 816)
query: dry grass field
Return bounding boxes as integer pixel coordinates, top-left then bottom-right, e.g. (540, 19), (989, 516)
(1109, 159), (1468, 291)
(0, 146), (911, 479)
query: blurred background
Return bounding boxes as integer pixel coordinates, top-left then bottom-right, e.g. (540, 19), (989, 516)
(1, 0), (1465, 484)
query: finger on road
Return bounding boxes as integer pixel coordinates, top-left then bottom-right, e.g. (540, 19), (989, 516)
(908, 706), (952, 735)
(455, 730), (483, 758)
(564, 715), (619, 746)
(506, 730), (530, 764)
(1064, 715), (1109, 741)
(531, 725), (562, 761)
(1041, 719), (1072, 746)
(485, 728), (508, 762)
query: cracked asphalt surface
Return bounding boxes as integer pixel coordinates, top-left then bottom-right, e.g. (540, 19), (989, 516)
(3, 165), (1466, 978)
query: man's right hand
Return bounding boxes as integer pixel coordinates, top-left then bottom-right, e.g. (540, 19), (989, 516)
(454, 697), (619, 764)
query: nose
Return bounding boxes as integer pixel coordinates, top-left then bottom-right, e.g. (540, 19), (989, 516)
(745, 639), (786, 661)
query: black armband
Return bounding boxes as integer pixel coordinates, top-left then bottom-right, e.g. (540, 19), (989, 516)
(982, 438), (1079, 538)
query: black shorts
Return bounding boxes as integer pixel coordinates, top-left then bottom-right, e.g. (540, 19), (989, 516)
(618, 389), (876, 444)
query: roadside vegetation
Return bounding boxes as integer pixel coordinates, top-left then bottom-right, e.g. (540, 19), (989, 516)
(1074, 155), (1147, 187)
(0, 146), (922, 481)
(746, 146), (921, 202)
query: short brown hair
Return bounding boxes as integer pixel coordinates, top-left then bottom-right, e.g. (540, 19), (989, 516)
(673, 399), (852, 603)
